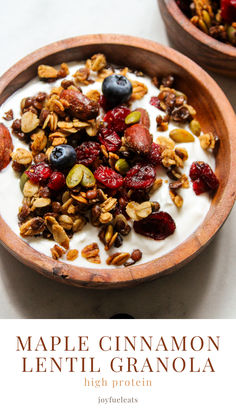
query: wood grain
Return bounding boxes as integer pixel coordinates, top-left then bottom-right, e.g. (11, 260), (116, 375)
(0, 34), (235, 288)
(158, 0), (236, 77)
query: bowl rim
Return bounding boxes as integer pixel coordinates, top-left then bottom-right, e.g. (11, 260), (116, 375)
(0, 33), (235, 289)
(162, 0), (236, 57)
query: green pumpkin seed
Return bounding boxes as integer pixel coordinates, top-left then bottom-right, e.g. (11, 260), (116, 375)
(227, 25), (236, 44)
(169, 128), (194, 143)
(115, 158), (130, 175)
(202, 10), (211, 28)
(20, 171), (29, 192)
(125, 111), (141, 125)
(198, 18), (208, 34)
(80, 165), (96, 188)
(66, 164), (83, 188)
(189, 120), (201, 137)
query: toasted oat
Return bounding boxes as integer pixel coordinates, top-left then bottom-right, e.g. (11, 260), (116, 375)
(31, 129), (47, 154)
(21, 111), (39, 133)
(32, 197), (51, 208)
(130, 80), (148, 101)
(90, 54), (107, 72)
(86, 90), (100, 102)
(38, 65), (58, 79)
(169, 190), (183, 208)
(156, 136), (175, 149)
(100, 197), (117, 213)
(58, 214), (73, 230)
(126, 201), (152, 221)
(150, 178), (163, 194)
(11, 148), (32, 165)
(161, 149), (184, 168)
(23, 180), (39, 198)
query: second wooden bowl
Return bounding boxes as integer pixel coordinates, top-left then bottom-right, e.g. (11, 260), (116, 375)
(0, 34), (235, 288)
(158, 0), (236, 77)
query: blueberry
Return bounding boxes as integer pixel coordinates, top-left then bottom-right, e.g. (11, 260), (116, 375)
(102, 74), (132, 107)
(50, 145), (76, 170)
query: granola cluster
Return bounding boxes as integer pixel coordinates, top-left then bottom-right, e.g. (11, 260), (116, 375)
(0, 53), (219, 267)
(176, 0), (236, 46)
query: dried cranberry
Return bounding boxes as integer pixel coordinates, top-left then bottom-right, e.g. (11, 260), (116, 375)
(221, 0), (236, 23)
(98, 128), (121, 152)
(26, 163), (52, 184)
(124, 163), (156, 190)
(192, 179), (208, 195)
(134, 211), (176, 240)
(189, 161), (219, 195)
(94, 166), (123, 189)
(99, 94), (111, 111)
(150, 97), (161, 109)
(76, 141), (100, 166)
(48, 172), (66, 191)
(103, 106), (130, 133)
(147, 143), (162, 166)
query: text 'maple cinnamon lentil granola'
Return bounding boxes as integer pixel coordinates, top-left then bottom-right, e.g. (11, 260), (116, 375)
(0, 53), (219, 267)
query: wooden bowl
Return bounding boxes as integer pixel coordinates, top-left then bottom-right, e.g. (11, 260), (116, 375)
(158, 0), (236, 77)
(0, 34), (235, 288)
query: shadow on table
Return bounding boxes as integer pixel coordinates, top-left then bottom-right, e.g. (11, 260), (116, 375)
(0, 231), (220, 319)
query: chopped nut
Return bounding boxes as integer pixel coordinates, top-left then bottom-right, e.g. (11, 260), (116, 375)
(45, 216), (69, 249)
(3, 109), (13, 121)
(169, 190), (183, 208)
(81, 243), (101, 264)
(130, 80), (148, 101)
(175, 147), (188, 161)
(51, 244), (65, 260)
(150, 178), (163, 194)
(181, 174), (190, 188)
(20, 217), (45, 237)
(31, 129), (47, 154)
(96, 68), (113, 82)
(67, 249), (79, 261)
(21, 111), (39, 133)
(11, 148), (32, 165)
(126, 201), (152, 221)
(106, 252), (131, 266)
(73, 67), (92, 85)
(199, 132), (216, 150)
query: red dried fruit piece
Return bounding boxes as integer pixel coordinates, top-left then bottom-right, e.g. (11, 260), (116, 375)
(192, 178), (208, 195)
(134, 211), (176, 240)
(94, 165), (123, 189)
(150, 96), (161, 109)
(103, 106), (130, 133)
(124, 124), (153, 155)
(99, 94), (111, 111)
(147, 143), (162, 166)
(189, 161), (219, 194)
(221, 0), (236, 23)
(98, 128), (121, 152)
(0, 123), (13, 171)
(124, 163), (156, 190)
(76, 141), (100, 166)
(48, 172), (66, 191)
(135, 107), (150, 129)
(60, 89), (99, 121)
(26, 163), (52, 184)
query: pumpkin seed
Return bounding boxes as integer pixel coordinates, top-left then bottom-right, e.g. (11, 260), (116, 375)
(202, 10), (211, 28)
(80, 165), (96, 188)
(115, 158), (130, 175)
(169, 129), (194, 143)
(125, 111), (141, 125)
(227, 25), (236, 44)
(189, 120), (201, 137)
(198, 18), (208, 34)
(20, 171), (29, 192)
(66, 164), (83, 188)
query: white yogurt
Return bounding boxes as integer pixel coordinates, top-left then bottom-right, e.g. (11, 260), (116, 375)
(0, 63), (215, 268)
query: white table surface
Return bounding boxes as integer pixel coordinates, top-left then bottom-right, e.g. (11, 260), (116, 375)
(0, 0), (235, 319)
